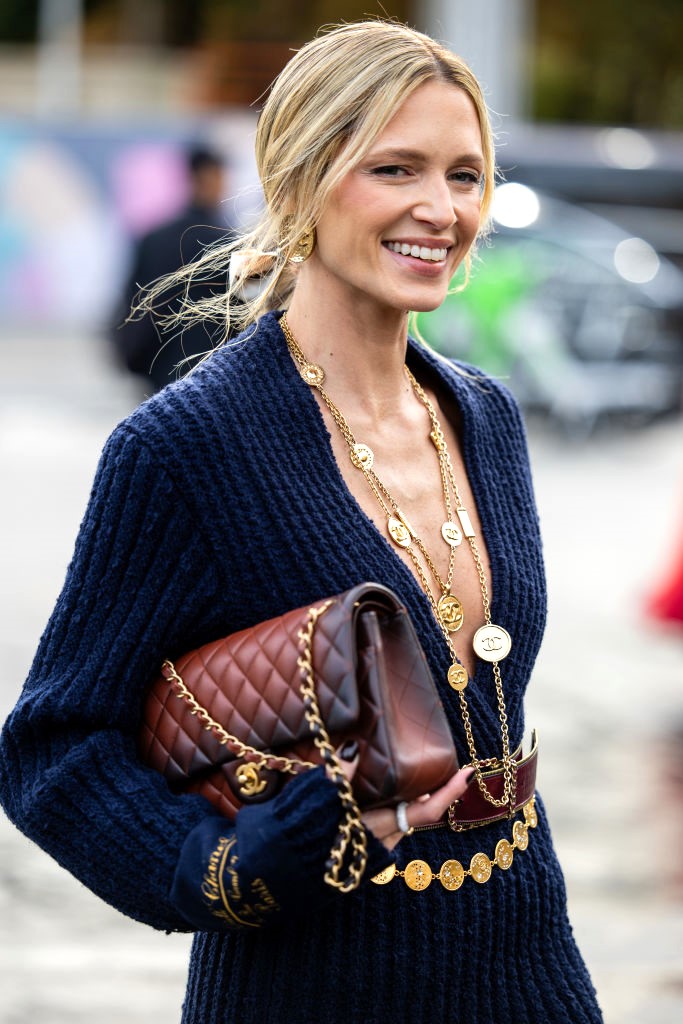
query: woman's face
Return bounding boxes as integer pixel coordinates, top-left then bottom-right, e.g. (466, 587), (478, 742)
(308, 80), (485, 319)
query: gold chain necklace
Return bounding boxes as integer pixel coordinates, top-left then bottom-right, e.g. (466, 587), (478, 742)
(281, 314), (515, 810)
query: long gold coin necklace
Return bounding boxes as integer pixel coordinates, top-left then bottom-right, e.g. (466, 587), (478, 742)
(281, 315), (515, 809)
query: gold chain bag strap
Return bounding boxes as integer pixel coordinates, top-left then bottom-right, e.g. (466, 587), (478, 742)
(138, 582), (459, 890)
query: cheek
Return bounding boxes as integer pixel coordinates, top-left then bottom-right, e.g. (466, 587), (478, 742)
(463, 196), (482, 236)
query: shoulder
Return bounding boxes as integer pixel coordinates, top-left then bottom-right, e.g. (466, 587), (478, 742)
(103, 312), (286, 474)
(412, 340), (524, 423)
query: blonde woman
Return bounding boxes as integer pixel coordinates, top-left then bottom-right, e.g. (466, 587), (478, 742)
(0, 21), (603, 1024)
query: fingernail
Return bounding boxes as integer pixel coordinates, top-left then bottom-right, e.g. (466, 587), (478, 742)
(466, 770), (477, 786)
(339, 740), (359, 761)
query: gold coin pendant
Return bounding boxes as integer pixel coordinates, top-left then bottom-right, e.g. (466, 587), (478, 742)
(351, 443), (374, 470)
(437, 594), (464, 632)
(523, 800), (538, 829)
(447, 663), (468, 691)
(388, 516), (411, 548)
(370, 863), (397, 885)
(301, 363), (325, 386)
(495, 839), (514, 870)
(439, 859), (465, 891)
(512, 820), (529, 850)
(403, 859), (433, 891)
(472, 624), (512, 662)
(441, 521), (463, 547)
(470, 852), (492, 884)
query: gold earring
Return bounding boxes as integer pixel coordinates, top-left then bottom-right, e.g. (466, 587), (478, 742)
(290, 226), (316, 263)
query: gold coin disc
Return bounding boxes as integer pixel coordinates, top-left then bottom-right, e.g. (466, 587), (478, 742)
(350, 443), (374, 470)
(472, 624), (512, 662)
(470, 852), (492, 884)
(370, 863), (397, 885)
(523, 801), (538, 829)
(388, 516), (411, 548)
(447, 663), (469, 691)
(439, 859), (465, 891)
(437, 594), (464, 632)
(403, 859), (433, 891)
(302, 363), (325, 386)
(495, 839), (514, 871)
(512, 821), (529, 850)
(441, 521), (463, 547)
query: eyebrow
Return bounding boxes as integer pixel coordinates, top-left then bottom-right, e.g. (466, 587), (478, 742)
(366, 146), (484, 167)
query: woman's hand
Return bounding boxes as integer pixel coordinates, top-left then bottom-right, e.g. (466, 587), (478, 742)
(338, 744), (475, 852)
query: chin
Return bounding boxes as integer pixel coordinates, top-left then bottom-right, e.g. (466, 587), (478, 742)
(404, 292), (449, 314)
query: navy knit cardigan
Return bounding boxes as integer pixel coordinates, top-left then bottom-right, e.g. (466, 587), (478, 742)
(0, 312), (602, 1023)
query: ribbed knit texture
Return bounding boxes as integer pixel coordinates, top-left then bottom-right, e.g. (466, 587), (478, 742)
(0, 312), (602, 1022)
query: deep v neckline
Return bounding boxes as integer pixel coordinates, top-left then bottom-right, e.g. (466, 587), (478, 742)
(276, 317), (503, 686)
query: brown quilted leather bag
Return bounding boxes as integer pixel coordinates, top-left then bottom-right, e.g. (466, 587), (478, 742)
(139, 582), (458, 819)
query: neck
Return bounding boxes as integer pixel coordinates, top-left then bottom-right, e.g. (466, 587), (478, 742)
(285, 284), (412, 423)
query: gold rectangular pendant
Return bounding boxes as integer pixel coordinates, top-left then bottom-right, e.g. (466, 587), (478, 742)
(456, 509), (475, 538)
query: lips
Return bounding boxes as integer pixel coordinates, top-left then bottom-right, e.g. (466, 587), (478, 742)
(384, 241), (448, 262)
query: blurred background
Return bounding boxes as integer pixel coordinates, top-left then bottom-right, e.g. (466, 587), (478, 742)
(1, 1), (683, 1022)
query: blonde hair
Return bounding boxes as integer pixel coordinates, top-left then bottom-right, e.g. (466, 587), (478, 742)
(139, 20), (495, 343)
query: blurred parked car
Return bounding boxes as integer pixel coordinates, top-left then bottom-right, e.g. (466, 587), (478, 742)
(419, 183), (683, 435)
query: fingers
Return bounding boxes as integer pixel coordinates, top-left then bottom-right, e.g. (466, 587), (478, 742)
(407, 767), (475, 829)
(360, 767), (476, 852)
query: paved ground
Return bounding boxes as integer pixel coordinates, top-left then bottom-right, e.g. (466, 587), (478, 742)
(1, 332), (683, 1023)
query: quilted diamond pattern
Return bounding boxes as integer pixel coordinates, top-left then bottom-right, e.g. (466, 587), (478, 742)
(138, 583), (457, 818)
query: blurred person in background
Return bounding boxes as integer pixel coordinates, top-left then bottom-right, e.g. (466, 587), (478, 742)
(110, 144), (235, 392)
(0, 21), (603, 1024)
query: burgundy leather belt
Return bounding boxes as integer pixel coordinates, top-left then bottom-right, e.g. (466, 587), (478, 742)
(419, 730), (538, 833)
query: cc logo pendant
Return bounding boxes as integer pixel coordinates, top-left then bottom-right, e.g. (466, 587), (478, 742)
(437, 594), (464, 632)
(388, 516), (411, 548)
(447, 663), (468, 691)
(472, 624), (512, 662)
(441, 521), (463, 547)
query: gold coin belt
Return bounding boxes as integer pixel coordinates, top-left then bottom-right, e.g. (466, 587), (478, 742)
(371, 798), (538, 892)
(280, 314), (514, 812)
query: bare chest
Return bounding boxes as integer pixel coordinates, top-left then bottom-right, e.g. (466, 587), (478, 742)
(318, 396), (492, 679)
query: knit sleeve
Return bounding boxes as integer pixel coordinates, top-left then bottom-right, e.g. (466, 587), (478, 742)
(0, 422), (394, 934)
(170, 769), (394, 932)
(0, 423), (225, 932)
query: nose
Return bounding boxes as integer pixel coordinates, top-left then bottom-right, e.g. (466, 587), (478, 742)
(412, 174), (457, 229)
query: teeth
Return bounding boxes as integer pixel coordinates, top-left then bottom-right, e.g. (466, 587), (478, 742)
(387, 242), (447, 262)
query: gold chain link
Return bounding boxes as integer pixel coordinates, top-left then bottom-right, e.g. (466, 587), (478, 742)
(372, 798), (538, 891)
(296, 602), (368, 892)
(281, 315), (515, 812)
(162, 660), (316, 775)
(407, 370), (515, 810)
(163, 600), (368, 894)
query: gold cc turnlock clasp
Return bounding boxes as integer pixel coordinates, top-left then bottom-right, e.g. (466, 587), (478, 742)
(236, 763), (268, 797)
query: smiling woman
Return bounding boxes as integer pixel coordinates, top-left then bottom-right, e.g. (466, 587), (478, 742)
(297, 82), (484, 319)
(0, 19), (603, 1024)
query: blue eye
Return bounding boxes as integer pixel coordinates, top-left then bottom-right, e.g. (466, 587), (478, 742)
(371, 165), (408, 177)
(451, 170), (481, 185)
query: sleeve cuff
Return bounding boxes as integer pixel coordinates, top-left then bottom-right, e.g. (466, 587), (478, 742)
(171, 768), (394, 931)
